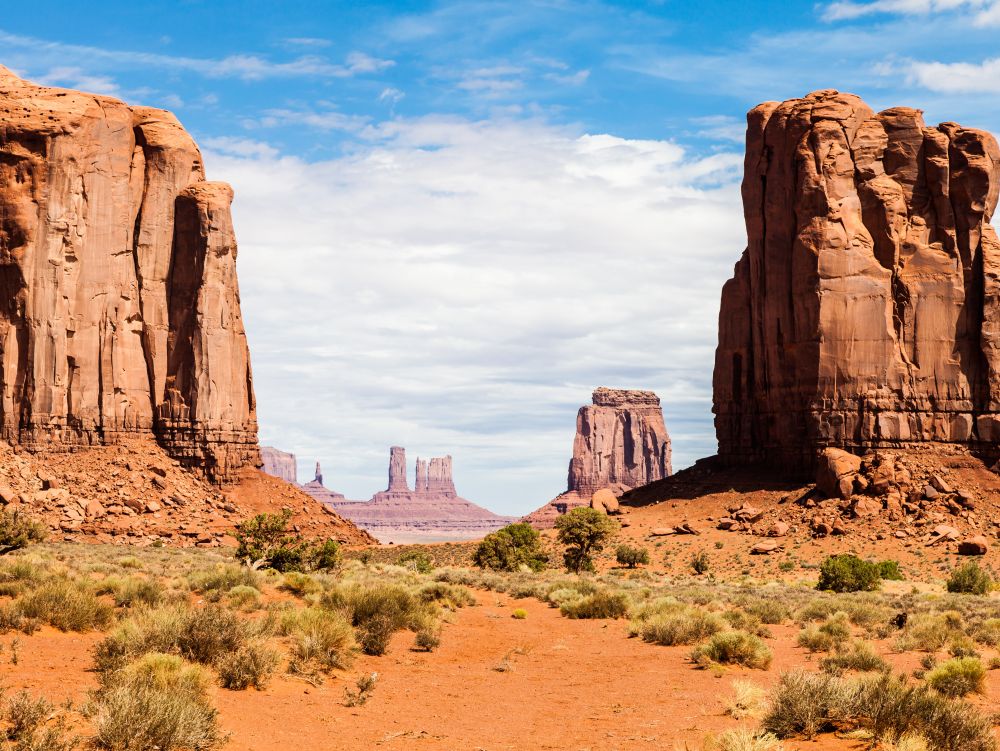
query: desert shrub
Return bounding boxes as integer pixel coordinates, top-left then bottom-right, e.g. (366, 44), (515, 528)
(187, 564), (261, 599)
(948, 635), (980, 659)
(762, 669), (855, 738)
(924, 657), (986, 697)
(0, 689), (77, 751)
(710, 728), (782, 751)
(226, 585), (262, 611)
(820, 640), (890, 674)
(473, 523), (548, 572)
(397, 550), (433, 574)
(946, 562), (991, 595)
(559, 589), (629, 619)
(554, 508), (618, 573)
(15, 579), (114, 632)
(692, 630), (772, 670)
(877, 560), (905, 581)
(511, 608), (528, 620)
(634, 606), (725, 646)
(819, 612), (851, 641)
(417, 582), (475, 609)
(176, 605), (250, 665)
(895, 613), (956, 653)
(103, 576), (164, 608)
(817, 555), (881, 593)
(93, 653), (223, 751)
(216, 641), (280, 690)
(972, 617), (1000, 646)
(414, 624), (441, 651)
(615, 545), (649, 568)
(343, 673), (378, 707)
(797, 625), (834, 652)
(725, 679), (766, 720)
(691, 551), (711, 575)
(279, 571), (320, 597)
(334, 583), (427, 656)
(737, 597), (790, 625)
(285, 607), (356, 674)
(234, 510), (340, 572)
(723, 609), (770, 638)
(0, 510), (47, 555)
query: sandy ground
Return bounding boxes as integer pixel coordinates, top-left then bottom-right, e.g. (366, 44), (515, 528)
(5, 587), (1000, 751)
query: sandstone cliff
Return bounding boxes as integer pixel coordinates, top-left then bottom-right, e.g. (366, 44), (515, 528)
(260, 447), (297, 484)
(525, 387), (673, 528)
(714, 90), (1000, 469)
(0, 66), (257, 482)
(305, 447), (515, 543)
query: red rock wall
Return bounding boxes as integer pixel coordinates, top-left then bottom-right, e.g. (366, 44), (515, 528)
(0, 66), (258, 482)
(714, 89), (1000, 467)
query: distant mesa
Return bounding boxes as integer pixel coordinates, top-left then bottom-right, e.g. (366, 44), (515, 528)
(525, 387), (673, 528)
(261, 446), (513, 543)
(260, 447), (297, 484)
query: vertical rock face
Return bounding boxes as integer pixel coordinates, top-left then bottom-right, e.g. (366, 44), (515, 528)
(426, 456), (456, 496)
(387, 446), (409, 491)
(260, 447), (297, 484)
(0, 66), (258, 482)
(568, 387), (673, 497)
(714, 89), (1000, 468)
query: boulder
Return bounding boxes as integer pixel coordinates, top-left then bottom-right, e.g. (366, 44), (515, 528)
(590, 488), (620, 515)
(958, 536), (989, 555)
(767, 521), (790, 537)
(751, 541), (782, 554)
(816, 448), (862, 500)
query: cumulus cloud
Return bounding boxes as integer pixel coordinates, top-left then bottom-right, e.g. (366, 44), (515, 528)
(203, 117), (744, 514)
(905, 57), (1000, 92)
(35, 66), (120, 95)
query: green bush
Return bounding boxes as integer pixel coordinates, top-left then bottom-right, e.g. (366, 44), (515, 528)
(0, 510), (47, 554)
(473, 523), (548, 572)
(876, 560), (904, 581)
(946, 562), (992, 595)
(636, 607), (725, 646)
(284, 607), (356, 674)
(234, 510), (341, 572)
(511, 608), (528, 620)
(93, 653), (223, 751)
(925, 657), (986, 697)
(554, 508), (618, 573)
(817, 554), (881, 593)
(615, 545), (649, 568)
(15, 579), (114, 632)
(691, 630), (772, 669)
(334, 583), (429, 656)
(397, 550), (434, 574)
(819, 640), (890, 674)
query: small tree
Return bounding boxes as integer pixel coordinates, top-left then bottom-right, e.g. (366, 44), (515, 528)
(397, 550), (433, 574)
(234, 510), (340, 572)
(615, 544), (650, 568)
(0, 509), (47, 555)
(473, 523), (548, 572)
(947, 561), (992, 595)
(554, 507), (618, 573)
(691, 550), (711, 575)
(817, 554), (880, 593)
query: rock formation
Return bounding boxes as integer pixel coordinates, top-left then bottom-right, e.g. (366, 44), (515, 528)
(0, 66), (257, 483)
(714, 89), (1000, 469)
(525, 387), (673, 528)
(260, 447), (297, 484)
(569, 388), (672, 496)
(300, 462), (346, 504)
(306, 448), (514, 543)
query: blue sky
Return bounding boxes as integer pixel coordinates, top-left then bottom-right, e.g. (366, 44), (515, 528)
(4, 0), (1000, 513)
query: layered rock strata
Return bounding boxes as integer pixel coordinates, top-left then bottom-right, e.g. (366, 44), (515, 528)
(714, 89), (1000, 469)
(525, 387), (673, 528)
(0, 66), (257, 482)
(260, 447), (297, 484)
(306, 448), (514, 543)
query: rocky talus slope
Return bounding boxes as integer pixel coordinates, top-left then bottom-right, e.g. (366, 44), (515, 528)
(0, 65), (256, 482)
(0, 438), (374, 547)
(526, 387), (672, 528)
(715, 89), (1000, 470)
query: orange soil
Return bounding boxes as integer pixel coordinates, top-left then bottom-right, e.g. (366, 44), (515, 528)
(5, 590), (1000, 751)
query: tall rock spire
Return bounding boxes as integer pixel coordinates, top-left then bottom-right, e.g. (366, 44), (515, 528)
(387, 446), (409, 491)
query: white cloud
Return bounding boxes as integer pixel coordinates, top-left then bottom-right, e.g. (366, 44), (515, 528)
(252, 108), (372, 133)
(35, 66), (120, 95)
(0, 29), (393, 81)
(907, 57), (1000, 92)
(203, 117), (744, 515)
(820, 0), (1000, 25)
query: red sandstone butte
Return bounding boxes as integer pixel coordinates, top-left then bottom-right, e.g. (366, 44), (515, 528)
(714, 90), (1000, 469)
(526, 387), (673, 528)
(0, 65), (257, 483)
